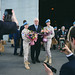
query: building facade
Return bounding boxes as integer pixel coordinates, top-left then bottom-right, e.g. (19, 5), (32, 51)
(0, 0), (39, 40)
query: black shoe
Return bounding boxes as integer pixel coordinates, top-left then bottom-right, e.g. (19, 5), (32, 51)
(19, 55), (23, 57)
(36, 59), (40, 63)
(14, 53), (19, 55)
(11, 44), (14, 47)
(32, 61), (36, 64)
(53, 48), (56, 50)
(0, 53), (1, 55)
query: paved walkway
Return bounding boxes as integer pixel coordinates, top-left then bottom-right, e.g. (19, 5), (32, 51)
(0, 42), (68, 75)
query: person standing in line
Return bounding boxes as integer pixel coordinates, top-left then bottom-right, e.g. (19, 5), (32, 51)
(28, 18), (42, 64)
(13, 26), (20, 55)
(44, 26), (75, 75)
(19, 20), (27, 56)
(21, 21), (30, 70)
(44, 19), (55, 65)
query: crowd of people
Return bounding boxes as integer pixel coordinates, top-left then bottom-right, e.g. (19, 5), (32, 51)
(0, 9), (75, 75)
(44, 26), (75, 75)
(7, 18), (54, 69)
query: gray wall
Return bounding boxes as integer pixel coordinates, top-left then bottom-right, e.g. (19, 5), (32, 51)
(0, 0), (1, 19)
(1, 0), (39, 40)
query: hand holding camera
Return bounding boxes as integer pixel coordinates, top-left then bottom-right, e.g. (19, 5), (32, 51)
(11, 10), (18, 25)
(3, 9), (18, 26)
(44, 63), (53, 75)
(44, 63), (57, 75)
(59, 37), (72, 55)
(61, 45), (72, 55)
(44, 63), (57, 73)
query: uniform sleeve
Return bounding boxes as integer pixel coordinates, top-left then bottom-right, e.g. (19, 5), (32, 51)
(21, 30), (29, 41)
(21, 30), (26, 40)
(0, 20), (17, 35)
(47, 27), (55, 39)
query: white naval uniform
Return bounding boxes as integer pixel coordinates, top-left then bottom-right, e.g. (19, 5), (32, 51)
(21, 28), (30, 63)
(44, 25), (55, 58)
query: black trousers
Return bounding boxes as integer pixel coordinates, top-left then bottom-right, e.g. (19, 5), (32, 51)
(20, 39), (23, 55)
(14, 40), (18, 54)
(53, 45), (56, 50)
(31, 41), (41, 61)
(14, 38), (20, 54)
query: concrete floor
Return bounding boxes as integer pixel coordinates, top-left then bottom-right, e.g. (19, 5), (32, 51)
(0, 42), (68, 75)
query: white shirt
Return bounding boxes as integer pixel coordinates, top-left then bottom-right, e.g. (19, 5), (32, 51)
(34, 24), (38, 30)
(66, 53), (73, 57)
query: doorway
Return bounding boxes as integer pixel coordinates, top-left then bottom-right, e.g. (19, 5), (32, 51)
(39, 0), (56, 27)
(39, 0), (75, 29)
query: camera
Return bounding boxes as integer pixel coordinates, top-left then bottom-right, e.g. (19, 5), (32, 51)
(44, 63), (57, 73)
(59, 38), (65, 51)
(4, 9), (12, 22)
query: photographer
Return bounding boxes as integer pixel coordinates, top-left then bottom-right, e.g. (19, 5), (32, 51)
(0, 10), (18, 40)
(44, 27), (75, 75)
